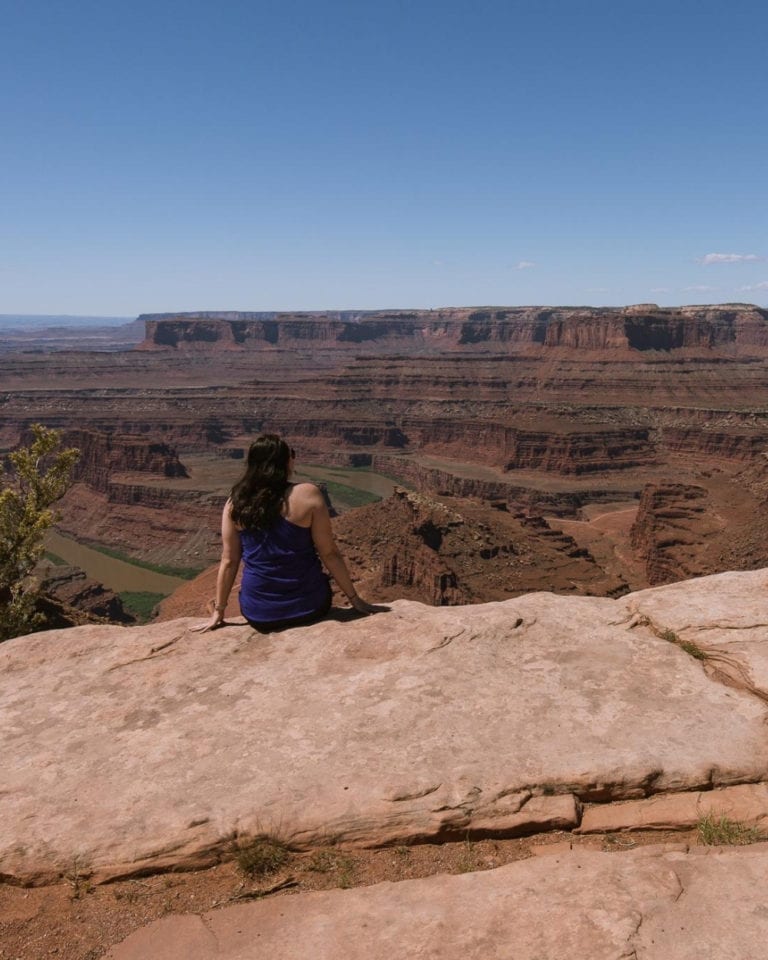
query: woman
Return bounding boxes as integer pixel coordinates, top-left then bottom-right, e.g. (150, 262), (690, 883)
(203, 434), (379, 631)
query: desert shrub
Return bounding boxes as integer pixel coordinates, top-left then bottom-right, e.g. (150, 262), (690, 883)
(307, 848), (356, 886)
(235, 837), (291, 878)
(0, 425), (79, 641)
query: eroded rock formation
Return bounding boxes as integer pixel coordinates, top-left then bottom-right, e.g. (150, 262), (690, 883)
(40, 566), (132, 623)
(334, 488), (627, 604)
(630, 468), (768, 585)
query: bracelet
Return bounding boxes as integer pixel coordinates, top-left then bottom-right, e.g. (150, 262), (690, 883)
(347, 591), (358, 601)
(213, 602), (226, 612)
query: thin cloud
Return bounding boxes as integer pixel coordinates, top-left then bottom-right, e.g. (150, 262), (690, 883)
(683, 284), (718, 292)
(698, 253), (764, 265)
(514, 260), (536, 270)
(738, 281), (768, 291)
(650, 287), (670, 293)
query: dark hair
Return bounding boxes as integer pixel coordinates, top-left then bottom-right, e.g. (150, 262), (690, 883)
(230, 434), (293, 530)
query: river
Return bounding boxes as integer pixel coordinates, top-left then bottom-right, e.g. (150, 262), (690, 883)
(45, 531), (186, 594)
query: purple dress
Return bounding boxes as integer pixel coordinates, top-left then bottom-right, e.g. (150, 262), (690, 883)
(238, 516), (330, 624)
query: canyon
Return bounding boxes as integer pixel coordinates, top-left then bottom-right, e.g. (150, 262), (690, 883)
(2, 304), (768, 612)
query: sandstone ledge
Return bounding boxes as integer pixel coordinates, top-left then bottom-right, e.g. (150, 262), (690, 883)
(579, 782), (768, 833)
(106, 843), (768, 960)
(2, 570), (768, 885)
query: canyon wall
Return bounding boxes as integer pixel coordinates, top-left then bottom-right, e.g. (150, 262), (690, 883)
(659, 427), (768, 461)
(369, 455), (640, 516)
(139, 305), (768, 354)
(62, 429), (188, 493)
(394, 420), (655, 473)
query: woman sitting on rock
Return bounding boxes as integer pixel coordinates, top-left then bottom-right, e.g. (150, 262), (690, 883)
(203, 434), (380, 631)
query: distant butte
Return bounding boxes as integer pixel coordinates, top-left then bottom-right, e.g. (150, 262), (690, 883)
(1, 304), (767, 605)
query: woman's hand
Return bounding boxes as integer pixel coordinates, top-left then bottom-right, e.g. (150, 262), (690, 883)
(191, 601), (227, 632)
(349, 593), (388, 615)
(203, 609), (226, 631)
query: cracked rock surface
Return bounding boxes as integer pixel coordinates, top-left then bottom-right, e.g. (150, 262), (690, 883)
(625, 568), (768, 701)
(105, 843), (768, 960)
(2, 570), (768, 883)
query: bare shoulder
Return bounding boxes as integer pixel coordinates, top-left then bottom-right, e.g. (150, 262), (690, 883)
(284, 482), (326, 525)
(290, 481), (324, 503)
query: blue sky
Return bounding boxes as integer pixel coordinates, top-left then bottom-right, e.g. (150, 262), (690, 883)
(2, 0), (766, 315)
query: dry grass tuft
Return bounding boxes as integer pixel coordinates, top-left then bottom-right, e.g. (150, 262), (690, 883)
(697, 813), (764, 846)
(234, 837), (291, 878)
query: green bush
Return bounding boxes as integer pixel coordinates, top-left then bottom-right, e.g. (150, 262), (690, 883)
(0, 425), (79, 641)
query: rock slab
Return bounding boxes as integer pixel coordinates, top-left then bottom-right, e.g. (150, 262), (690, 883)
(579, 782), (768, 833)
(106, 843), (768, 960)
(2, 571), (768, 883)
